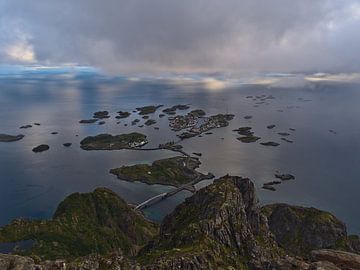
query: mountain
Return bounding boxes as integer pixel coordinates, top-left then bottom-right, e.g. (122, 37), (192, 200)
(0, 177), (359, 269)
(0, 188), (158, 260)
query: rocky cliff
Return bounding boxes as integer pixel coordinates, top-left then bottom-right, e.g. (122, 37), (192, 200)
(262, 204), (348, 257)
(0, 188), (158, 260)
(0, 177), (360, 270)
(139, 175), (282, 269)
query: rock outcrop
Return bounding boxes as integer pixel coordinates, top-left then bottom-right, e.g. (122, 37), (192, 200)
(262, 204), (348, 257)
(0, 176), (359, 270)
(139, 175), (282, 269)
(0, 253), (35, 270)
(0, 188), (158, 260)
(311, 249), (360, 270)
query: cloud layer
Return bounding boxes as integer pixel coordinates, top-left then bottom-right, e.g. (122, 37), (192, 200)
(1, 0), (360, 74)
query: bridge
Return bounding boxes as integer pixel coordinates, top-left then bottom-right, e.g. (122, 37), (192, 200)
(135, 182), (193, 210)
(135, 192), (168, 210)
(135, 173), (214, 210)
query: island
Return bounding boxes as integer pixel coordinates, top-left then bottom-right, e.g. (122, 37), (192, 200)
(260, 141), (280, 147)
(116, 111), (131, 119)
(278, 132), (290, 136)
(162, 104), (190, 115)
(237, 135), (261, 143)
(110, 156), (214, 188)
(144, 119), (156, 126)
(131, 119), (140, 125)
(93, 111), (110, 119)
(80, 133), (148, 150)
(0, 134), (24, 142)
(136, 105), (163, 115)
(32, 144), (50, 153)
(79, 119), (98, 124)
(281, 138), (293, 143)
(233, 126), (253, 136)
(169, 111), (234, 139)
(19, 125), (32, 129)
(275, 173), (295, 180)
(234, 127), (261, 143)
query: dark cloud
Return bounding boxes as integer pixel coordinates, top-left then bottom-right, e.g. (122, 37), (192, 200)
(1, 0), (360, 73)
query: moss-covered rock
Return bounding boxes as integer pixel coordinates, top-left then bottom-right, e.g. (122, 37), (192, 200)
(0, 188), (158, 260)
(1, 178), (360, 269)
(262, 204), (348, 257)
(138, 175), (282, 269)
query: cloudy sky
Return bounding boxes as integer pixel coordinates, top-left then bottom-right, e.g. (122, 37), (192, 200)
(1, 0), (360, 74)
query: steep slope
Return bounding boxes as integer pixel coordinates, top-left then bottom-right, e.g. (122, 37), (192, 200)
(262, 204), (352, 257)
(139, 175), (282, 269)
(0, 188), (158, 260)
(1, 177), (360, 269)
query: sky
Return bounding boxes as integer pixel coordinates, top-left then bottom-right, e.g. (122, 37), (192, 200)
(1, 0), (360, 74)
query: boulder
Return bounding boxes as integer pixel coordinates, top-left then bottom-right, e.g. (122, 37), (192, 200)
(0, 254), (35, 270)
(311, 249), (360, 270)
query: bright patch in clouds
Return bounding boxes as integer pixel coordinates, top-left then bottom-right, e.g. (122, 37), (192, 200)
(202, 78), (228, 90)
(6, 41), (36, 63)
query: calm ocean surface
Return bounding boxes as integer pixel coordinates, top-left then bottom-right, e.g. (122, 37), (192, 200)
(0, 69), (359, 234)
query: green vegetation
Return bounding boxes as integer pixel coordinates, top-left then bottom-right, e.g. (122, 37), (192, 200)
(138, 175), (281, 268)
(110, 156), (201, 187)
(0, 176), (358, 269)
(0, 188), (158, 260)
(80, 133), (147, 150)
(262, 204), (348, 257)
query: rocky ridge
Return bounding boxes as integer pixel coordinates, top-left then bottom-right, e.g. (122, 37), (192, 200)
(0, 176), (359, 270)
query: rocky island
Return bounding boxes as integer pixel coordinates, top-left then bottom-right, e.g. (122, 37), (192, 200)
(261, 141), (280, 147)
(80, 133), (148, 150)
(238, 135), (261, 143)
(93, 111), (110, 119)
(32, 144), (50, 153)
(0, 134), (24, 142)
(19, 125), (32, 129)
(144, 119), (156, 126)
(234, 127), (261, 143)
(79, 119), (98, 124)
(162, 104), (190, 115)
(110, 156), (213, 188)
(0, 176), (359, 269)
(116, 111), (131, 119)
(169, 110), (234, 139)
(136, 105), (163, 115)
